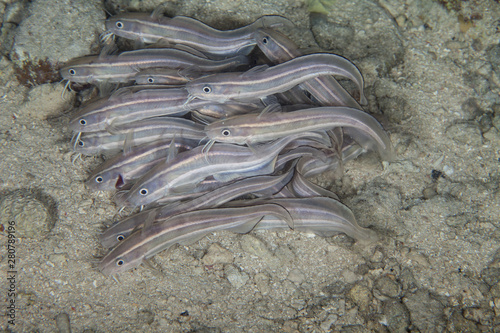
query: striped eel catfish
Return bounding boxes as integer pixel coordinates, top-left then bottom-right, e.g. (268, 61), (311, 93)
(115, 132), (323, 207)
(104, 11), (293, 58)
(99, 169), (294, 249)
(72, 117), (205, 156)
(185, 53), (367, 104)
(99, 203), (294, 275)
(204, 106), (394, 161)
(60, 48), (248, 84)
(85, 138), (195, 191)
(253, 28), (364, 108)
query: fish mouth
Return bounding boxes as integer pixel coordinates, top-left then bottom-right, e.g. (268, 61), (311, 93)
(115, 174), (125, 189)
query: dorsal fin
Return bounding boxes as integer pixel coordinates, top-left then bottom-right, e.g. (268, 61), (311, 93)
(240, 64), (269, 77)
(171, 44), (209, 58)
(98, 41), (117, 58)
(122, 130), (135, 155)
(178, 66), (204, 81)
(257, 103), (282, 119)
(167, 137), (178, 161)
(150, 5), (167, 20)
(261, 95), (279, 106)
(141, 209), (158, 235)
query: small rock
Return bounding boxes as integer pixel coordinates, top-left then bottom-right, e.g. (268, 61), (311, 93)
(444, 40), (467, 50)
(490, 282), (500, 297)
(377, 96), (410, 124)
(201, 243), (234, 266)
(136, 309), (154, 325)
(480, 267), (500, 286)
(462, 307), (494, 326)
(342, 269), (361, 284)
(4, 1), (25, 24)
(381, 299), (410, 333)
(460, 98), (483, 119)
(445, 122), (482, 145)
(254, 273), (271, 295)
(320, 314), (338, 332)
(55, 313), (71, 333)
(403, 290), (446, 332)
(487, 44), (500, 77)
(374, 275), (401, 298)
(422, 186), (437, 199)
(48, 253), (69, 265)
(370, 248), (385, 263)
(287, 268), (306, 284)
(348, 284), (373, 312)
(483, 127), (500, 142)
(224, 264), (249, 289)
(240, 234), (273, 259)
(447, 310), (480, 333)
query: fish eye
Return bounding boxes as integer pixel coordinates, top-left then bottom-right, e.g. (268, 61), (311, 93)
(68, 69), (76, 75)
(139, 188), (148, 196)
(95, 176), (103, 183)
(203, 86), (212, 94)
(222, 129), (231, 136)
(77, 140), (84, 147)
(116, 234), (125, 241)
(115, 21), (124, 29)
(147, 77), (154, 83)
(262, 36), (269, 44)
(116, 259), (125, 266)
(79, 119), (87, 126)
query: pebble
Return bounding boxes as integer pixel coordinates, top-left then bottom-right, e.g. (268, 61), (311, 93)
(239, 234), (273, 259)
(348, 284), (373, 312)
(462, 306), (494, 326)
(0, 189), (57, 238)
(381, 299), (410, 333)
(224, 264), (249, 289)
(445, 123), (483, 145)
(374, 275), (401, 298)
(376, 96), (411, 124)
(480, 267), (500, 287)
(460, 98), (483, 120)
(287, 268), (306, 284)
(486, 44), (500, 78)
(55, 312), (71, 333)
(254, 273), (271, 295)
(201, 243), (234, 266)
(422, 185), (437, 199)
(320, 314), (338, 332)
(447, 310), (480, 333)
(136, 309), (155, 325)
(403, 290), (446, 332)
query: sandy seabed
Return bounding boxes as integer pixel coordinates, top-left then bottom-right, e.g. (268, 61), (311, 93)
(0, 0), (499, 331)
